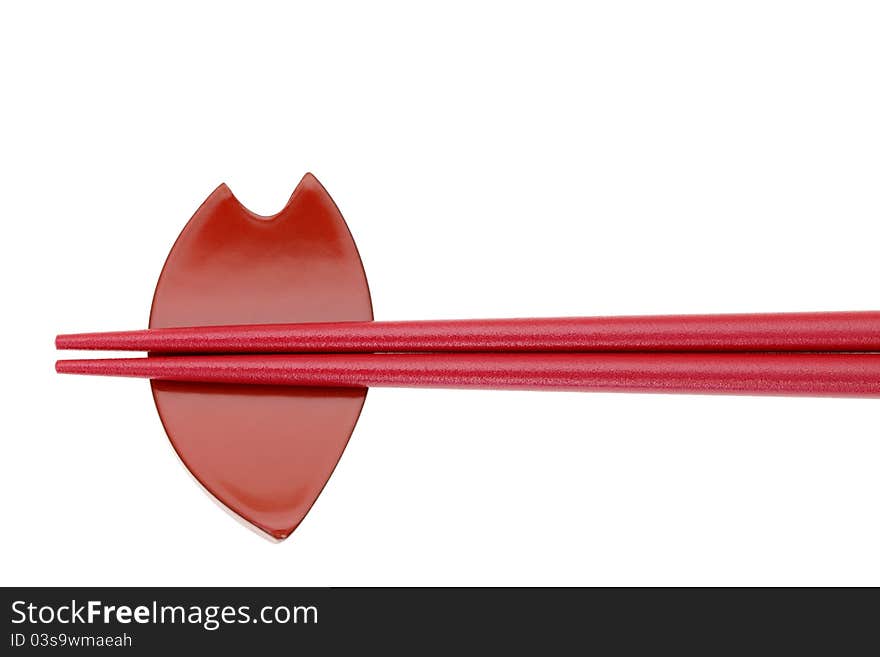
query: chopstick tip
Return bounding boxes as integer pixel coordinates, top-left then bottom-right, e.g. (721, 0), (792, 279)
(56, 359), (90, 375)
(55, 333), (83, 350)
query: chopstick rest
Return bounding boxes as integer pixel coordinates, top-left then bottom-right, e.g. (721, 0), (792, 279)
(55, 174), (880, 539)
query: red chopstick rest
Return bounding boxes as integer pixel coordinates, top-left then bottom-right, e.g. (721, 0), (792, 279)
(146, 174), (372, 540)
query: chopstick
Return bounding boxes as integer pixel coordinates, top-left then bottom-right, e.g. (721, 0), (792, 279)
(55, 352), (880, 397)
(56, 311), (880, 397)
(54, 311), (880, 353)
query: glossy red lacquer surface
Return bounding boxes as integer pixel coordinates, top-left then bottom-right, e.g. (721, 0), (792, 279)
(149, 174), (372, 539)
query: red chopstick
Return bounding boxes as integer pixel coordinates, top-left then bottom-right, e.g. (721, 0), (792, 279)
(55, 353), (880, 397)
(54, 311), (880, 353)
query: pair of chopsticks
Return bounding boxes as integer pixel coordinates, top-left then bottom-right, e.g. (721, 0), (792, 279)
(55, 311), (880, 396)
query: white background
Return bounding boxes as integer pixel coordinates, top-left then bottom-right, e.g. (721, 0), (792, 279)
(2, 2), (879, 586)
